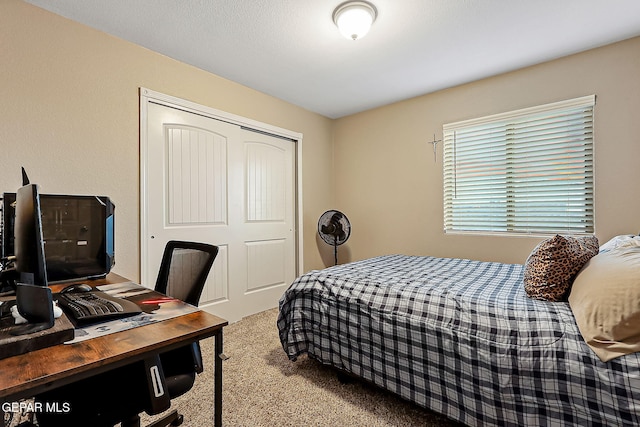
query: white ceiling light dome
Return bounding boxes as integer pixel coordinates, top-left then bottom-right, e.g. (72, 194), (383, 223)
(332, 1), (378, 41)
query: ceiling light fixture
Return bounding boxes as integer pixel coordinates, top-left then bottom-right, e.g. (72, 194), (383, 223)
(332, 1), (377, 41)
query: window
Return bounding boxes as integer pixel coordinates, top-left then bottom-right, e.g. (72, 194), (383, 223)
(443, 95), (595, 236)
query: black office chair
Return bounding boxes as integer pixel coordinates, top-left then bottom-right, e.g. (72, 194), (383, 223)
(35, 240), (219, 427)
(138, 240), (219, 427)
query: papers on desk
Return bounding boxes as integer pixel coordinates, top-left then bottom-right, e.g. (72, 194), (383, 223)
(64, 281), (198, 344)
(98, 281), (156, 299)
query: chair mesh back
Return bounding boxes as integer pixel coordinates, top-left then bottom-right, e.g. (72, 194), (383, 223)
(166, 249), (211, 304)
(155, 241), (218, 307)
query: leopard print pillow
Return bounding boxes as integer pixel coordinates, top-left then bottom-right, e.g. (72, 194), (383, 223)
(524, 234), (599, 301)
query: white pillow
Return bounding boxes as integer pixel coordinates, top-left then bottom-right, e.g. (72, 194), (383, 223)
(569, 245), (640, 361)
(599, 234), (640, 253)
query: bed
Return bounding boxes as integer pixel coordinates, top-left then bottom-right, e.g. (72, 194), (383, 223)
(277, 250), (640, 426)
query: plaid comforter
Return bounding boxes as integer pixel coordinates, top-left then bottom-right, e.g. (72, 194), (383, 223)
(277, 255), (640, 426)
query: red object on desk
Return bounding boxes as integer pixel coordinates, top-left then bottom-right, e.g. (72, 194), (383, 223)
(141, 297), (178, 305)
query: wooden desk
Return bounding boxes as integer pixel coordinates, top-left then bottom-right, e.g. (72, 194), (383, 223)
(0, 273), (228, 427)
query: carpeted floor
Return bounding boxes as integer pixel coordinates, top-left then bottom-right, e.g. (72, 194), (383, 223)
(143, 308), (462, 427)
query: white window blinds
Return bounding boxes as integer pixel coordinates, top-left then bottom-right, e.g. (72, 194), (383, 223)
(443, 95), (595, 235)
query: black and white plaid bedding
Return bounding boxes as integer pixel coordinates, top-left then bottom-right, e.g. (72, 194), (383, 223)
(277, 255), (640, 426)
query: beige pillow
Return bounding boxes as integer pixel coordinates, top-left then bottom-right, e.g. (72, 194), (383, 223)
(524, 234), (599, 301)
(569, 247), (640, 362)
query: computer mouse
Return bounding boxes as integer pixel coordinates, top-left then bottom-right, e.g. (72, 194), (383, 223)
(60, 283), (93, 293)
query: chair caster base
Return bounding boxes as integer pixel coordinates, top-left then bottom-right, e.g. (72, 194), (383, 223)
(170, 413), (184, 426)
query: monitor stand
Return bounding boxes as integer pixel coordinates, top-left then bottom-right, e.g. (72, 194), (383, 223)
(10, 283), (54, 336)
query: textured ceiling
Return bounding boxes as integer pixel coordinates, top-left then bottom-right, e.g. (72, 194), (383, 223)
(24, 0), (640, 118)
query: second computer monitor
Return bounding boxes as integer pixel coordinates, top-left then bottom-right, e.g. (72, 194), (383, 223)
(14, 182), (49, 286)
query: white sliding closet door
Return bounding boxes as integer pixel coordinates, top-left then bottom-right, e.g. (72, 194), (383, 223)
(142, 96), (298, 323)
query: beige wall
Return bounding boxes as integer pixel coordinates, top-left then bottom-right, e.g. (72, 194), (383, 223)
(333, 36), (640, 264)
(0, 1), (334, 281)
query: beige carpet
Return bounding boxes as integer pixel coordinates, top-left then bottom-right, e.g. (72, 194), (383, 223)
(143, 308), (462, 427)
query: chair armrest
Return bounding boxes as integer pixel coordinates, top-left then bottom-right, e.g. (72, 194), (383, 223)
(143, 355), (172, 415)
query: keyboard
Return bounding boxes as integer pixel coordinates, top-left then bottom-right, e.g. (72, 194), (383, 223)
(57, 290), (142, 324)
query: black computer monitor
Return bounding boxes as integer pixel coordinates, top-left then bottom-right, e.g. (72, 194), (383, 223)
(14, 183), (48, 286)
(11, 180), (54, 335)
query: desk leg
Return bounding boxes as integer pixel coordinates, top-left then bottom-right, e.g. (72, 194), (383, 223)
(214, 329), (223, 427)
